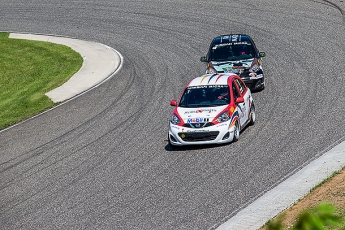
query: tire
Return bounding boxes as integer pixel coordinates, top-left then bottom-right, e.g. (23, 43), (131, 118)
(232, 121), (240, 142)
(249, 105), (256, 126)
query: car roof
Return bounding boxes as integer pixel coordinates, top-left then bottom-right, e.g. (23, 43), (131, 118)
(211, 34), (253, 45)
(187, 73), (238, 87)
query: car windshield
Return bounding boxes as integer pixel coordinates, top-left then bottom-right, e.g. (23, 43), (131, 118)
(210, 42), (254, 62)
(179, 85), (230, 108)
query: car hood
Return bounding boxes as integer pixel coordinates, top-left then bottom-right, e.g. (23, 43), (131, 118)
(211, 58), (254, 75)
(177, 105), (228, 123)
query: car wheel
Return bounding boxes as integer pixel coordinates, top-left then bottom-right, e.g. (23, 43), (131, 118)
(232, 121), (240, 142)
(249, 105), (256, 126)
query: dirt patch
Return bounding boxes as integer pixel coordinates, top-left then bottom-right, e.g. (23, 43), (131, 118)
(260, 167), (345, 229)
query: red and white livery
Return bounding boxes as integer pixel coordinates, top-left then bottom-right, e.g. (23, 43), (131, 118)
(168, 73), (255, 147)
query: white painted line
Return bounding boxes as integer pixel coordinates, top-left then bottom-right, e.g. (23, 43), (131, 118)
(216, 141), (345, 230)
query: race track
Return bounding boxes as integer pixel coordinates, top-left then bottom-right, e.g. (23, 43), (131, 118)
(1, 0), (345, 229)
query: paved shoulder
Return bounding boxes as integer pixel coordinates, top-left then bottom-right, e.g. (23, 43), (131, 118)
(9, 33), (122, 103)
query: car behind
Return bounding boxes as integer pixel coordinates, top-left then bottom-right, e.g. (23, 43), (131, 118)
(200, 34), (265, 91)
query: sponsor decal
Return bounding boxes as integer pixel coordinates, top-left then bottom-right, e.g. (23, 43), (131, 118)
(171, 125), (180, 130)
(231, 68), (245, 75)
(184, 109), (217, 114)
(187, 118), (210, 123)
(188, 85), (227, 89)
(238, 105), (246, 118)
(215, 41), (250, 47)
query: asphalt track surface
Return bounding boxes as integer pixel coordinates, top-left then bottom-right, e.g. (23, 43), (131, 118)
(1, 1), (345, 229)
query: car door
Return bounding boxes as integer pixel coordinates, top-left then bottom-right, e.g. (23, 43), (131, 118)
(232, 80), (246, 127)
(234, 78), (251, 126)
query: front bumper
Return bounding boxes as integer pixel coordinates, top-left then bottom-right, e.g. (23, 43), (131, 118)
(168, 122), (236, 146)
(242, 74), (265, 91)
(211, 67), (265, 91)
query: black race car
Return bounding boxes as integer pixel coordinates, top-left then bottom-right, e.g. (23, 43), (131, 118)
(200, 34), (266, 91)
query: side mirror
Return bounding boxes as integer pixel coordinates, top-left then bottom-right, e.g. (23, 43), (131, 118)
(259, 52), (265, 58)
(170, 100), (177, 106)
(235, 97), (244, 104)
(200, 56), (207, 62)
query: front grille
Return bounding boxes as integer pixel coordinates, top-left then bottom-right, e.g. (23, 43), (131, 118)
(239, 70), (251, 78)
(183, 122), (214, 129)
(178, 131), (219, 142)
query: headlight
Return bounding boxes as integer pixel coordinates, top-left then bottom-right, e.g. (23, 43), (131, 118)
(249, 64), (260, 73)
(206, 67), (217, 74)
(171, 114), (181, 125)
(216, 112), (230, 123)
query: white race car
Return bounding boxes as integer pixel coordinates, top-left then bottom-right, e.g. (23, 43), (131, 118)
(168, 73), (255, 147)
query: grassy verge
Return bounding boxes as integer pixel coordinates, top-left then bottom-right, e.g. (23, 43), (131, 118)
(261, 168), (345, 229)
(0, 32), (83, 130)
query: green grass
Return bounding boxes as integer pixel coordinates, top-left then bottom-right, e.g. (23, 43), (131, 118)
(0, 32), (83, 129)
